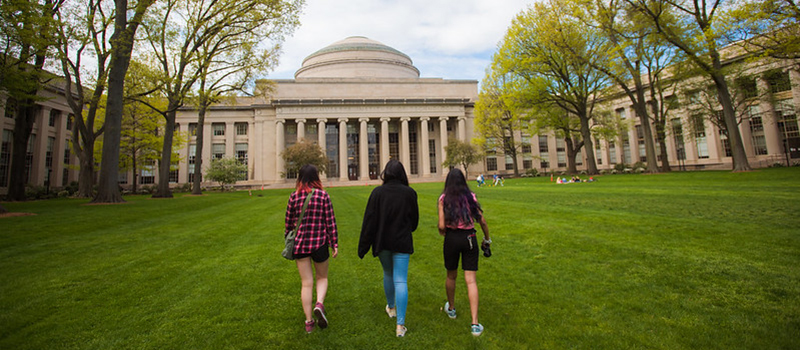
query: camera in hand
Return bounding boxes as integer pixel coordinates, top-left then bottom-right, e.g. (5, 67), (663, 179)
(481, 242), (491, 258)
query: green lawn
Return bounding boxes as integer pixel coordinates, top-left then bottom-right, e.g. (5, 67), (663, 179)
(1, 168), (799, 349)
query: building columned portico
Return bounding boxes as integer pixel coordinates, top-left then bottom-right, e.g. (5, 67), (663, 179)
(175, 36), (479, 187)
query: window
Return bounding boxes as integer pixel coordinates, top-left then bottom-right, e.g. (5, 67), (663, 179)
(235, 122), (248, 136)
(486, 155), (497, 171)
(635, 125), (646, 162)
(212, 143), (225, 159)
(617, 108), (627, 120)
(66, 114), (73, 131)
(748, 106), (767, 155)
(539, 135), (548, 153)
(62, 139), (71, 185)
(691, 115), (708, 159)
(45, 137), (54, 184)
(4, 98), (16, 118)
(0, 130), (11, 186)
(765, 69), (791, 94)
(505, 154), (514, 170)
(236, 143), (248, 180)
(609, 142), (616, 164)
(188, 144), (196, 183)
(719, 129), (732, 157)
(429, 139), (437, 174)
(212, 123), (225, 136)
(25, 135), (35, 184)
(49, 110), (59, 127)
(735, 76), (758, 99)
(118, 172), (128, 184)
(556, 138), (566, 168)
(776, 99), (799, 139)
(521, 135), (531, 154)
(188, 123), (197, 136)
(169, 164), (179, 183)
(595, 139), (603, 165)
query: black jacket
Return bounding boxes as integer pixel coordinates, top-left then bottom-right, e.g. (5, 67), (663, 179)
(358, 180), (419, 258)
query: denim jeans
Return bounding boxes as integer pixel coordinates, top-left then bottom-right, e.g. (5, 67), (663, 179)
(378, 250), (409, 326)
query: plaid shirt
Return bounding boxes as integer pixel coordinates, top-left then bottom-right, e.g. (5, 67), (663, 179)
(285, 189), (338, 255)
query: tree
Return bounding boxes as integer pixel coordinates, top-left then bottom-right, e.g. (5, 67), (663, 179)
(442, 139), (482, 179)
(188, 0), (297, 195)
(137, 0), (303, 199)
(205, 156), (246, 190)
(55, 0), (113, 198)
(727, 0), (800, 69)
(93, 0), (155, 203)
(281, 140), (328, 178)
(624, 0), (752, 171)
(474, 68), (529, 177)
(495, 0), (609, 174)
(1, 0), (63, 201)
(569, 0), (684, 173)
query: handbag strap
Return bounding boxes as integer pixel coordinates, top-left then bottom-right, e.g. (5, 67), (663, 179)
(294, 189), (315, 233)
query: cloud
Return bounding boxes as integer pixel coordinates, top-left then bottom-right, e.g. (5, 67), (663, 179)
(267, 0), (530, 80)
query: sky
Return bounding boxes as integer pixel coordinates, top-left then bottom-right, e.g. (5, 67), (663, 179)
(266, 0), (533, 82)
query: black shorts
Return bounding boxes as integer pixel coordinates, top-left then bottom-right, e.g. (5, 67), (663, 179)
(294, 243), (330, 263)
(443, 228), (479, 271)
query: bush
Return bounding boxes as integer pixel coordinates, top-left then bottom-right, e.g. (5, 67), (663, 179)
(614, 163), (628, 172)
(57, 190), (70, 198)
(64, 181), (79, 195)
(770, 162), (786, 168)
(633, 161), (646, 170)
(525, 168), (539, 177)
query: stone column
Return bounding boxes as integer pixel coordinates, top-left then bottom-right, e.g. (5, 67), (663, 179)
(792, 68), (800, 119)
(359, 117), (369, 180)
(276, 119), (285, 181)
(317, 118), (327, 148)
(400, 117), (411, 168)
(34, 107), (49, 185)
(201, 120), (212, 170)
(296, 118), (306, 141)
(457, 116), (466, 141)
(420, 117), (431, 177)
(338, 117), (348, 181)
(54, 109), (67, 187)
(380, 117), (390, 166)
(756, 76), (781, 155)
(439, 117), (449, 176)
(253, 118), (264, 182)
(247, 121), (256, 181)
(225, 121), (235, 158)
(177, 123), (188, 183)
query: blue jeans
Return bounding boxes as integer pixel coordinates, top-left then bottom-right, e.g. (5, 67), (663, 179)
(378, 250), (409, 326)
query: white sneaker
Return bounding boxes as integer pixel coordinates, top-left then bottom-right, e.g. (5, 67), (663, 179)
(385, 305), (396, 318)
(444, 301), (456, 319)
(471, 323), (484, 336)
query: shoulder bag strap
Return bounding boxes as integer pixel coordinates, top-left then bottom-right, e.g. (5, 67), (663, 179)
(294, 189), (315, 234)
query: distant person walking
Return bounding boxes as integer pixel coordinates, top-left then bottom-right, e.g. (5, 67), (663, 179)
(438, 168), (491, 336)
(359, 160), (419, 337)
(284, 164), (339, 333)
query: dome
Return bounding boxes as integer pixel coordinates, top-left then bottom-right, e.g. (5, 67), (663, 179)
(295, 36), (420, 79)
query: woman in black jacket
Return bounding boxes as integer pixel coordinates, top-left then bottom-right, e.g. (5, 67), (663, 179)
(358, 159), (419, 337)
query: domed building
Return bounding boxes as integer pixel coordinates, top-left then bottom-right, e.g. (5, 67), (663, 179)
(173, 36), (479, 187)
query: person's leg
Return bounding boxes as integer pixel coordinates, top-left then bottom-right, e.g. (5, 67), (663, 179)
(446, 269), (457, 310)
(464, 270), (479, 325)
(392, 252), (410, 328)
(313, 259), (329, 305)
(295, 257), (315, 323)
(378, 250), (396, 310)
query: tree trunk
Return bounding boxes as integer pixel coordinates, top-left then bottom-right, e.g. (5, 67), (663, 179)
(711, 70), (751, 172)
(93, 0), (136, 204)
(633, 91), (659, 173)
(153, 108), (176, 198)
(77, 154), (94, 198)
(192, 105), (207, 195)
(578, 116), (599, 175)
(7, 103), (36, 201)
(565, 137), (578, 174)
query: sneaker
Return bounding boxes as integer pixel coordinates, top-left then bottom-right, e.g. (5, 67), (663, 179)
(304, 320), (315, 334)
(444, 302), (456, 319)
(471, 323), (484, 337)
(385, 305), (397, 318)
(396, 325), (407, 337)
(314, 302), (328, 329)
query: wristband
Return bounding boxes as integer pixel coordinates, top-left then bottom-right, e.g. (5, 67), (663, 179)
(483, 239), (492, 244)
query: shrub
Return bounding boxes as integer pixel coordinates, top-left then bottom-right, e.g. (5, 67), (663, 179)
(525, 168), (539, 177)
(614, 163), (628, 172)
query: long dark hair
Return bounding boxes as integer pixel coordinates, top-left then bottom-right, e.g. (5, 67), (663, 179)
(296, 164), (323, 193)
(380, 159), (409, 186)
(442, 168), (482, 226)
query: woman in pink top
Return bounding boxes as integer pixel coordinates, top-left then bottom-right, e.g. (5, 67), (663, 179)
(437, 168), (491, 336)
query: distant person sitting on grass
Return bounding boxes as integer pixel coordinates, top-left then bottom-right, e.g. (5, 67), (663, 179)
(438, 168), (491, 337)
(284, 164), (339, 334)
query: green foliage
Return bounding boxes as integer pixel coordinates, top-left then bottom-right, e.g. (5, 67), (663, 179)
(280, 140), (328, 178)
(205, 157), (247, 190)
(1, 168), (799, 349)
(442, 139), (482, 178)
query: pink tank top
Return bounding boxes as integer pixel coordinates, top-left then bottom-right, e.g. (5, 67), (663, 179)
(439, 193), (478, 230)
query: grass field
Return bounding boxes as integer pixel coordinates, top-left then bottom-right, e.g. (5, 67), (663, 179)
(1, 168), (799, 349)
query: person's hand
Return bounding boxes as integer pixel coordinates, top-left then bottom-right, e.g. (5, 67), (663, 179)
(332, 246), (339, 258)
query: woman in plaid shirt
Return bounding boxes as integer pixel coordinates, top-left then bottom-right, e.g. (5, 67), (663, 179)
(284, 164), (339, 333)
